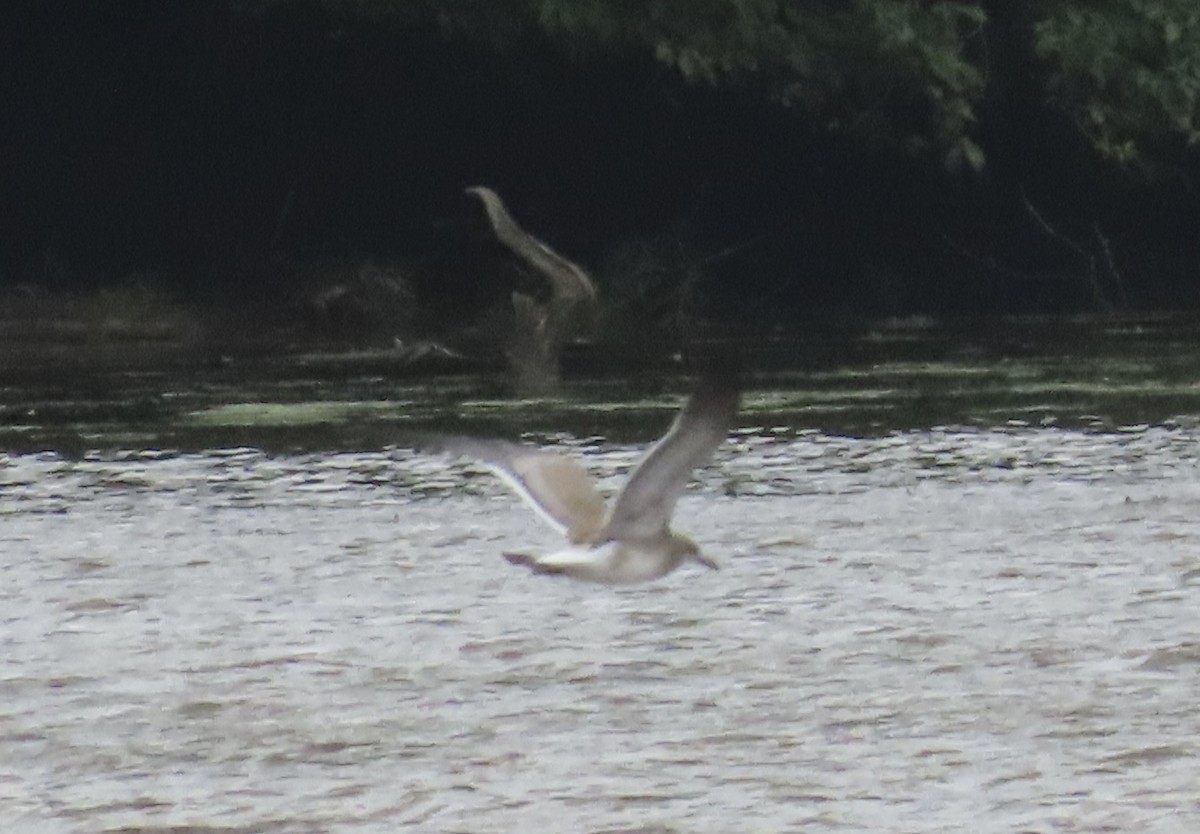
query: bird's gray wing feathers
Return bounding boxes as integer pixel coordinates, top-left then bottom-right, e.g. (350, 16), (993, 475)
(418, 435), (607, 542)
(601, 377), (739, 541)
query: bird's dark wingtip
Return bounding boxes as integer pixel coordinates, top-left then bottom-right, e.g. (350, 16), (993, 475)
(684, 354), (742, 422)
(689, 352), (743, 396)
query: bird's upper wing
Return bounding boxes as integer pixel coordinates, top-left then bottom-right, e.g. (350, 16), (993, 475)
(420, 435), (608, 543)
(601, 376), (740, 541)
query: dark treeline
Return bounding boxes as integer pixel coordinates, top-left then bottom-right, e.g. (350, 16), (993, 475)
(3, 0), (1199, 324)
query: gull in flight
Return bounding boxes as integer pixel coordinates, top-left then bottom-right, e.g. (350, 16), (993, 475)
(426, 376), (739, 583)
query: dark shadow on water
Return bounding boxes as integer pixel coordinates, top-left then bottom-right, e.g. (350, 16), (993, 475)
(4, 313), (1200, 455)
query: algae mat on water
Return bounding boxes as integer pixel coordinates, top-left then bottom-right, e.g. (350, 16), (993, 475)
(5, 315), (1200, 453)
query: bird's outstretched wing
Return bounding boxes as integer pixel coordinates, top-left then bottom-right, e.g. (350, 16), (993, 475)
(601, 375), (740, 541)
(419, 435), (607, 543)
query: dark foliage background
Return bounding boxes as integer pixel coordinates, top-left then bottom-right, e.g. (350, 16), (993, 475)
(2, 0), (1198, 322)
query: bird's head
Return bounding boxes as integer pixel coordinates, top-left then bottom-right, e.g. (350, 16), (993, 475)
(672, 533), (718, 571)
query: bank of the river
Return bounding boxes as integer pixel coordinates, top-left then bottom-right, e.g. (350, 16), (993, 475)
(3, 304), (1200, 454)
(4, 424), (1199, 832)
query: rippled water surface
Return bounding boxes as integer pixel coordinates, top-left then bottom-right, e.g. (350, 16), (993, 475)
(4, 427), (1200, 833)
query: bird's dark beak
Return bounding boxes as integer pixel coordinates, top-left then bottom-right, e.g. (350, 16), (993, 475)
(694, 553), (719, 570)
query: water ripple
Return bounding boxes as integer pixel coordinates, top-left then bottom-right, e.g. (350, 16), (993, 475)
(2, 427), (1199, 831)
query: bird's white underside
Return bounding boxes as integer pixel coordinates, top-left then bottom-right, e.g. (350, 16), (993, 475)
(508, 540), (708, 585)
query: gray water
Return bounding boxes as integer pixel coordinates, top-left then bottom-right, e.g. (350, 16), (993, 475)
(3, 426), (1199, 832)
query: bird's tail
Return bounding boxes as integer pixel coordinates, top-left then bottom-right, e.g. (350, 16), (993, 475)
(503, 552), (564, 575)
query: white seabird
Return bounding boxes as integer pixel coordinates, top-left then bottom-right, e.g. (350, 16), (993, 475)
(428, 376), (739, 584)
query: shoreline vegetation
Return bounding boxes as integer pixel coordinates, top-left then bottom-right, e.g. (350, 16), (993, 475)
(4, 2), (1199, 325)
(4, 279), (1200, 456)
(4, 3), (1200, 450)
